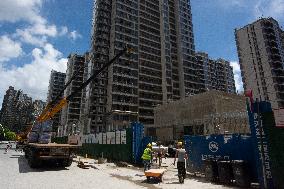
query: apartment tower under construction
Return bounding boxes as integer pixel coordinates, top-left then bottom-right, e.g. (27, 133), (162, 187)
(88, 0), (203, 133)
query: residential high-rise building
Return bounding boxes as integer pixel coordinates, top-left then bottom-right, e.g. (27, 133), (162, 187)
(87, 0), (202, 133)
(235, 17), (284, 109)
(196, 52), (236, 94)
(47, 70), (66, 131)
(0, 86), (33, 132)
(79, 52), (92, 134)
(215, 59), (236, 94)
(0, 86), (18, 131)
(60, 54), (85, 135)
(16, 93), (33, 129)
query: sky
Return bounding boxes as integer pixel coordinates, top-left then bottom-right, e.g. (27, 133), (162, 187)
(0, 0), (284, 106)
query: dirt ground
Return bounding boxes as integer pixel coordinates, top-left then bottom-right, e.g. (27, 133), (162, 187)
(75, 156), (240, 189)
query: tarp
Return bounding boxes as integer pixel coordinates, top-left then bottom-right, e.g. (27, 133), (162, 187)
(28, 132), (39, 143)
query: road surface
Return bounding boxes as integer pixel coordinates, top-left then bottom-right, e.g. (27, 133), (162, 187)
(0, 149), (144, 189)
(0, 147), (237, 189)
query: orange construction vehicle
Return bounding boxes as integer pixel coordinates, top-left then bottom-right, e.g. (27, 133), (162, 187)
(16, 123), (33, 142)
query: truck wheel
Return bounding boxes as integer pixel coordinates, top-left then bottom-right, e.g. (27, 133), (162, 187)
(24, 147), (28, 158)
(28, 150), (41, 168)
(147, 176), (151, 183)
(24, 151), (28, 158)
(62, 158), (72, 167)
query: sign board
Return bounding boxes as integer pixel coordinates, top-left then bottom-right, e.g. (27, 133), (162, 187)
(121, 131), (126, 144)
(273, 109), (284, 127)
(115, 131), (121, 144)
(247, 101), (274, 189)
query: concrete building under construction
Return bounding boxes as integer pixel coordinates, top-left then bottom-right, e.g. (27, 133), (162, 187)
(47, 70), (66, 131)
(152, 90), (250, 142)
(87, 0), (203, 133)
(0, 86), (34, 132)
(196, 52), (236, 94)
(60, 53), (86, 136)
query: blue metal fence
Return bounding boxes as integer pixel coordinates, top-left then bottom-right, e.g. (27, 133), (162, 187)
(132, 122), (144, 164)
(184, 134), (257, 181)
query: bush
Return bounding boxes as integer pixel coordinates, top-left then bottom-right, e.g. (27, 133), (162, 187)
(5, 131), (16, 141)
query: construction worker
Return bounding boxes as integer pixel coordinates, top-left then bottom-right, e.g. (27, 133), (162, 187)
(141, 143), (152, 172)
(173, 142), (188, 183)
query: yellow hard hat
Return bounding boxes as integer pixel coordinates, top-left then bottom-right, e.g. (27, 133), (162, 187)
(147, 143), (152, 147)
(177, 142), (183, 146)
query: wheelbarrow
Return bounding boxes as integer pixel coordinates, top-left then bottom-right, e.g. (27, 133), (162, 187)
(145, 169), (167, 183)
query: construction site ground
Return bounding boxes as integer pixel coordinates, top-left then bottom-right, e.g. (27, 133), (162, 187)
(73, 155), (239, 189)
(0, 147), (239, 189)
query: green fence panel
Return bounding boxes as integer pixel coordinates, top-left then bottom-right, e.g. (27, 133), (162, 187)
(77, 128), (133, 163)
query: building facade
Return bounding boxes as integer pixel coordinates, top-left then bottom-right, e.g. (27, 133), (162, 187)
(47, 70), (66, 131)
(0, 86), (33, 132)
(153, 90), (250, 141)
(235, 17), (284, 109)
(60, 54), (85, 135)
(196, 52), (236, 94)
(87, 0), (203, 133)
(0, 86), (18, 131)
(79, 52), (92, 134)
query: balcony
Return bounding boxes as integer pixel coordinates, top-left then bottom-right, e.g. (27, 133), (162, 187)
(269, 61), (283, 70)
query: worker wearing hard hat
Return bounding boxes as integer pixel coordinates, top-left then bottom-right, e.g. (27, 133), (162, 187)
(173, 142), (188, 183)
(141, 143), (153, 171)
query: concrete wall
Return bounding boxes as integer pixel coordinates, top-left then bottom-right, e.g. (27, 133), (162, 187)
(156, 127), (174, 142)
(153, 90), (250, 141)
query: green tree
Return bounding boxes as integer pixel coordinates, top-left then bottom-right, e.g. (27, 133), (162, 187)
(5, 131), (16, 141)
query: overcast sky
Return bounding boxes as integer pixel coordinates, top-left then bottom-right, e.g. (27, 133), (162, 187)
(0, 0), (284, 106)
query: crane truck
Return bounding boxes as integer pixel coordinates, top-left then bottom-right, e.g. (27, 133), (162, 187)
(23, 46), (133, 168)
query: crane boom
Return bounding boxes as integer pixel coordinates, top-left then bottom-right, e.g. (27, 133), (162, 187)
(37, 46), (132, 123)
(37, 63), (85, 122)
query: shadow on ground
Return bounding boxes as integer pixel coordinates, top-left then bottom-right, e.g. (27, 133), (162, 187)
(12, 155), (69, 173)
(184, 174), (242, 189)
(141, 178), (161, 184)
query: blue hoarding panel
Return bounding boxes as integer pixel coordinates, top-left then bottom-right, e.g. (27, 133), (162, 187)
(247, 101), (275, 189)
(185, 134), (257, 181)
(132, 122), (145, 164)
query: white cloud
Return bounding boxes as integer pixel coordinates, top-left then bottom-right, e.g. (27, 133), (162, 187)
(69, 30), (82, 40)
(0, 0), (84, 108)
(14, 28), (47, 46)
(218, 0), (284, 22)
(59, 26), (69, 36)
(14, 22), (58, 46)
(0, 43), (67, 103)
(0, 0), (87, 109)
(31, 22), (58, 37)
(0, 35), (23, 62)
(230, 61), (244, 93)
(254, 0), (284, 21)
(217, 0), (246, 8)
(58, 27), (82, 40)
(0, 0), (44, 24)
(0, 0), (81, 47)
